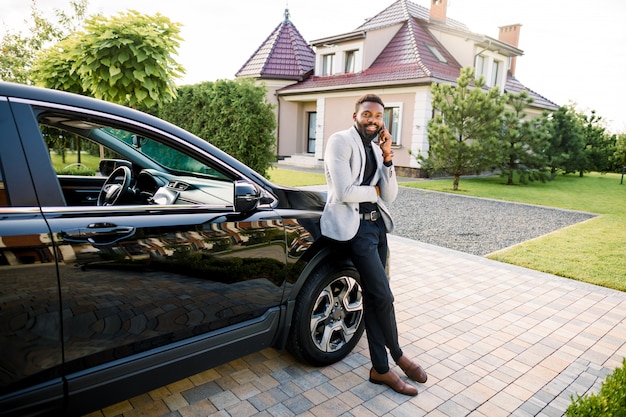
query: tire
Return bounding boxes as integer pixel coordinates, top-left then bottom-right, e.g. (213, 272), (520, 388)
(287, 262), (365, 366)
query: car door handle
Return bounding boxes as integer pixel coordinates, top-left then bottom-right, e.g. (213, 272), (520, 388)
(60, 223), (136, 245)
(86, 225), (135, 245)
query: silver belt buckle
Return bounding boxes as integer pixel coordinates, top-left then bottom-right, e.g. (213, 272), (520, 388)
(370, 211), (380, 221)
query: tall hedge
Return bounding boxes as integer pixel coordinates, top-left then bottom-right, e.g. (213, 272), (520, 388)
(157, 79), (276, 176)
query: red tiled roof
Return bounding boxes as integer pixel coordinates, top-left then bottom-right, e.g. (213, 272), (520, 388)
(372, 16), (462, 80)
(505, 75), (558, 109)
(280, 8), (462, 92)
(240, 0), (557, 110)
(356, 0), (468, 32)
(236, 16), (315, 81)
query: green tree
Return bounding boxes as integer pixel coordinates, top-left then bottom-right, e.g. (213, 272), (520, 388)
(420, 67), (506, 190)
(0, 0), (88, 84)
(499, 91), (551, 185)
(577, 110), (615, 175)
(157, 80), (277, 176)
(544, 106), (585, 176)
(32, 10), (184, 109)
(613, 133), (626, 172)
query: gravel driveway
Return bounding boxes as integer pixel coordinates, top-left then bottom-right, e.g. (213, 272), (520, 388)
(388, 187), (597, 256)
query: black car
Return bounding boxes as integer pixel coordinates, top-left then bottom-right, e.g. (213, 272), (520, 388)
(0, 81), (364, 416)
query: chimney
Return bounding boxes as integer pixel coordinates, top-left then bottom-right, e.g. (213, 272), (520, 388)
(429, 0), (448, 22)
(498, 24), (522, 76)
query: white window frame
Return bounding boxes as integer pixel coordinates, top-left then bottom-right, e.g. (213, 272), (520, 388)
(475, 55), (486, 79)
(475, 52), (505, 90)
(322, 54), (335, 76)
(383, 102), (403, 146)
(307, 112), (316, 154)
(344, 50), (357, 73)
(491, 60), (502, 88)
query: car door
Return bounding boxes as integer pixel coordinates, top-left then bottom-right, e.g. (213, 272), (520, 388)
(46, 204), (287, 366)
(0, 99), (65, 415)
(11, 99), (289, 413)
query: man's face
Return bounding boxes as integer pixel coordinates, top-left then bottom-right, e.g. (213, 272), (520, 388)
(354, 101), (384, 141)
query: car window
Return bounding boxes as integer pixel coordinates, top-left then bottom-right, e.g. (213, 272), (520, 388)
(40, 113), (228, 179)
(34, 109), (236, 208)
(44, 125), (125, 176)
(102, 128), (227, 178)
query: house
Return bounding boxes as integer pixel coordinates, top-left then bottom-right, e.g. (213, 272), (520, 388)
(236, 0), (558, 177)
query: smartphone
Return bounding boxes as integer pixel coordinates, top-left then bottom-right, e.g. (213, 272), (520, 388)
(378, 123), (388, 145)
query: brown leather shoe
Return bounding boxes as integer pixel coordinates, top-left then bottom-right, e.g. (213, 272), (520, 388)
(369, 368), (418, 396)
(397, 355), (428, 383)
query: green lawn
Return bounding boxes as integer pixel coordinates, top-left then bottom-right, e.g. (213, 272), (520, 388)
(269, 168), (626, 292)
(267, 167), (326, 186)
(50, 151), (100, 174)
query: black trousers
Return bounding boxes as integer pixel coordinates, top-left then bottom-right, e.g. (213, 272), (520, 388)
(347, 216), (403, 374)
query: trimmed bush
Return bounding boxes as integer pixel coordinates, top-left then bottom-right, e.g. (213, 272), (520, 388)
(157, 80), (276, 177)
(566, 358), (626, 416)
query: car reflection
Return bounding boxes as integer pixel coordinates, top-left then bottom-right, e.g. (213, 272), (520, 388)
(0, 216), (320, 389)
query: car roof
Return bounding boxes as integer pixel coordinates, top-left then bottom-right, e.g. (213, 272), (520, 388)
(0, 81), (268, 186)
(0, 81), (187, 137)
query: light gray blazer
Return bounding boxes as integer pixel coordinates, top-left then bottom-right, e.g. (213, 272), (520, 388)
(321, 126), (398, 241)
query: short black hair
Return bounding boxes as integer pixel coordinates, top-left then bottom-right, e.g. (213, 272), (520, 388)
(355, 94), (385, 112)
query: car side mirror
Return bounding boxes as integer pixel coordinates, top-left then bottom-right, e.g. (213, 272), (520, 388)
(234, 181), (261, 213)
(99, 159), (132, 177)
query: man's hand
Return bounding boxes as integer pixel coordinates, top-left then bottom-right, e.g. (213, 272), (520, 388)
(378, 126), (393, 161)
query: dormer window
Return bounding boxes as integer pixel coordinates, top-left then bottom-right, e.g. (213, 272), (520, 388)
(491, 60), (501, 87)
(312, 33), (364, 76)
(475, 55), (486, 78)
(344, 50), (357, 73)
(322, 54), (335, 76)
(475, 54), (504, 89)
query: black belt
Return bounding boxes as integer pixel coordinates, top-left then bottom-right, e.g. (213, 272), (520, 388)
(360, 211), (380, 221)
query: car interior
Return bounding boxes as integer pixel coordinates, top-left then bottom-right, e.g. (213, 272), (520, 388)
(37, 109), (242, 209)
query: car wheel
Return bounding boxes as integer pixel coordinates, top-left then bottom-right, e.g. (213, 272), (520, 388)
(287, 263), (364, 366)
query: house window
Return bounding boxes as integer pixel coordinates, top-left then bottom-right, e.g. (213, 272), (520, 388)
(383, 106), (401, 146)
(322, 54), (334, 76)
(475, 55), (486, 79)
(426, 44), (447, 63)
(307, 112), (316, 153)
(344, 50), (356, 73)
(491, 60), (501, 87)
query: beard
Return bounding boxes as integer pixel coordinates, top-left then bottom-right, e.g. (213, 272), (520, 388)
(355, 121), (381, 142)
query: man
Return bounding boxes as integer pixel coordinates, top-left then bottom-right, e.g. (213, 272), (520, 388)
(321, 94), (427, 396)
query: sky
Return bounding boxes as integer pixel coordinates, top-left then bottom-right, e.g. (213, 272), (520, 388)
(2, 0), (625, 132)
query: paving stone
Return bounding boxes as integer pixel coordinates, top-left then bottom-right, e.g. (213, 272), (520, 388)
(307, 397), (351, 417)
(282, 393), (315, 415)
(181, 381), (222, 404)
(208, 390), (239, 410)
(162, 393), (188, 413)
(362, 392), (404, 415)
(223, 400), (259, 417)
(436, 398), (471, 417)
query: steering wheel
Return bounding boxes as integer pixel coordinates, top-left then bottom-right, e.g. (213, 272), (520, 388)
(98, 166), (132, 206)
